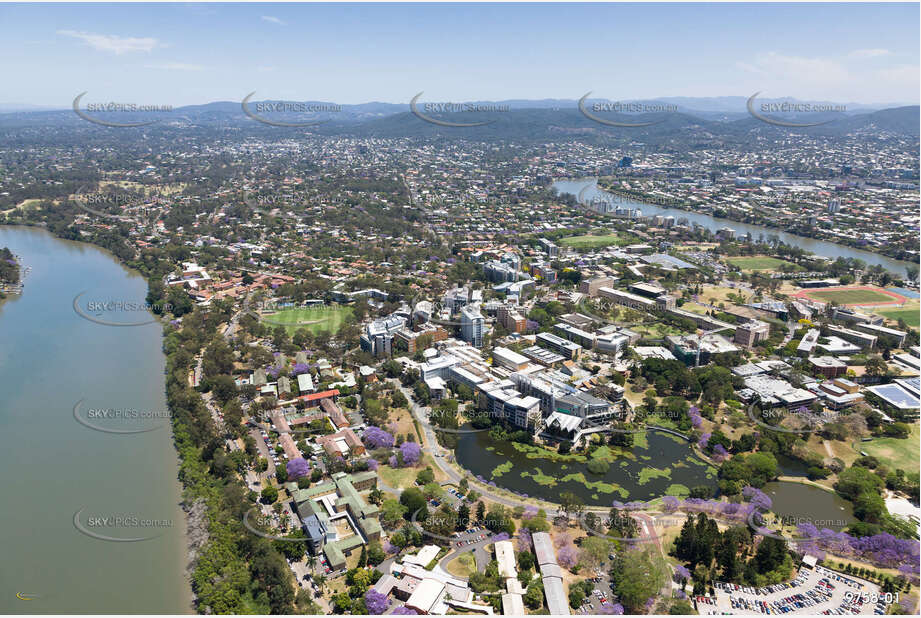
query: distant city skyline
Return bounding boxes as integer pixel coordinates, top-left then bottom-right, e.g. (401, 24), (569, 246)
(0, 2), (918, 107)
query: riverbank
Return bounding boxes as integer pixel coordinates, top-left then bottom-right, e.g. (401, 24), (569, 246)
(0, 246), (23, 303)
(554, 178), (918, 274)
(594, 178), (917, 265)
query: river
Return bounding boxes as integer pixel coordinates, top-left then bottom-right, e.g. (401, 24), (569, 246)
(0, 226), (191, 614)
(553, 178), (917, 275)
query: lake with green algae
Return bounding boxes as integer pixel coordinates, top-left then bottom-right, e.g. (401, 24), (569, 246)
(455, 428), (718, 505)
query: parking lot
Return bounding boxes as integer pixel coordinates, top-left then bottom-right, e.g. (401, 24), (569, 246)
(574, 573), (619, 615)
(699, 565), (887, 615)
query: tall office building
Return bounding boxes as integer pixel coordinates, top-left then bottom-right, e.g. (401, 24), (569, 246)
(460, 304), (485, 348)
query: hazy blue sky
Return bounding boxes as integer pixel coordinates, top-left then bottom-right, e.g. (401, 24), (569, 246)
(2, 2), (918, 107)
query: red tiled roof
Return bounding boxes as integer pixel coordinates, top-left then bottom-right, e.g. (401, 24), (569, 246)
(300, 389), (340, 402)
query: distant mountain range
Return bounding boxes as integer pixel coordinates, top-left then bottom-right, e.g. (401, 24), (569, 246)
(1, 96), (917, 139)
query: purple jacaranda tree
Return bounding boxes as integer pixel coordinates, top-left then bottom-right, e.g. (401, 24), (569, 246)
(742, 486), (772, 513)
(392, 607), (418, 615)
(292, 363), (310, 375)
(688, 406), (703, 429)
(517, 528), (533, 553)
(366, 458), (379, 471)
(363, 426), (395, 449)
(388, 455), (398, 468)
(662, 496), (680, 513)
(674, 564), (691, 583)
(286, 457), (310, 479)
(721, 502), (741, 517)
(898, 563), (920, 584)
(697, 432), (711, 449)
(712, 444), (729, 462)
(557, 545), (578, 569)
(493, 532), (511, 542)
(786, 526), (920, 571)
(364, 589), (389, 615)
(400, 442), (422, 466)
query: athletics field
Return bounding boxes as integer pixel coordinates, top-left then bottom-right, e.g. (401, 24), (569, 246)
(794, 286), (908, 307)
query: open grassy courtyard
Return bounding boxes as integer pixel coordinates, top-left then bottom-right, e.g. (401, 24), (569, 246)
(726, 256), (802, 271)
(444, 552), (476, 578)
(558, 233), (625, 249)
(259, 304), (353, 334)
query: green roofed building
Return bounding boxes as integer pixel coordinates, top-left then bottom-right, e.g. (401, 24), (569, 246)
(292, 471), (382, 571)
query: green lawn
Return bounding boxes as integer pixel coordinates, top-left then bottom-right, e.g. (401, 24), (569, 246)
(877, 308), (920, 328)
(631, 322), (686, 338)
(861, 425), (920, 472)
(260, 304), (353, 334)
(727, 256), (801, 271)
(444, 552), (476, 578)
(558, 233), (624, 249)
(808, 289), (896, 305)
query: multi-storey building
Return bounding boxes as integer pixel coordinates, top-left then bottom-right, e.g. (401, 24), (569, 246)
(734, 320), (771, 348)
(360, 314), (407, 357)
(579, 276), (614, 297)
(497, 305), (527, 333)
(535, 331), (582, 360)
(460, 304), (485, 348)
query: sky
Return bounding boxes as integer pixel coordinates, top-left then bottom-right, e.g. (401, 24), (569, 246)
(1, 2), (918, 108)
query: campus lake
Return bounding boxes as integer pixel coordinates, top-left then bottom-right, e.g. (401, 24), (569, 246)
(455, 429), (717, 505)
(553, 178), (917, 276)
(764, 481), (856, 531)
(0, 226), (190, 613)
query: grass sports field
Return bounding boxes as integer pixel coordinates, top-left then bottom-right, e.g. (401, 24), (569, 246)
(878, 307), (920, 328)
(259, 304), (353, 334)
(726, 256), (802, 271)
(798, 287), (903, 306)
(558, 233), (624, 249)
(861, 425), (920, 472)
